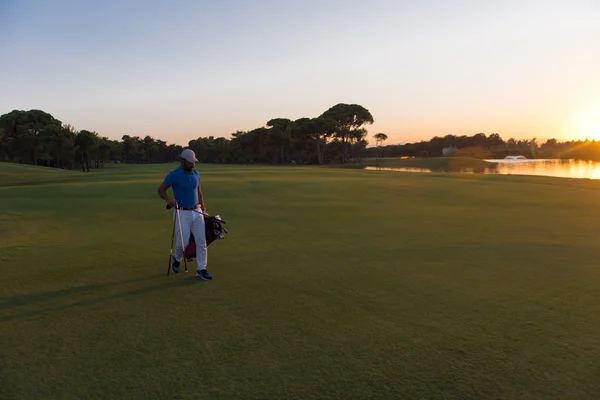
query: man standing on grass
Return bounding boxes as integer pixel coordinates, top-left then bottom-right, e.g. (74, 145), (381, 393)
(157, 148), (212, 280)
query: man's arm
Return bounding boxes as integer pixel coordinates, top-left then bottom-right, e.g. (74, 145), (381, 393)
(198, 184), (206, 211)
(158, 183), (177, 208)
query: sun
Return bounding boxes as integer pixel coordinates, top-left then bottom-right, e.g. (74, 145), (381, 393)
(570, 102), (600, 141)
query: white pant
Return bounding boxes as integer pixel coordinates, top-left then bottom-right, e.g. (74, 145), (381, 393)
(174, 209), (207, 270)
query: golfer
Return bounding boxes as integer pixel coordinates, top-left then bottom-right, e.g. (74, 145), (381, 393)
(158, 149), (211, 280)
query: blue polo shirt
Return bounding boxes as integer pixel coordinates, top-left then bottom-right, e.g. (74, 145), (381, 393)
(163, 167), (200, 207)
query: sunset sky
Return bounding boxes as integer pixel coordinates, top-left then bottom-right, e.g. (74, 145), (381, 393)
(1, 0), (599, 146)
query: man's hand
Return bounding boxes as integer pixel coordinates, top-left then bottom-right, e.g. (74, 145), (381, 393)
(166, 198), (177, 208)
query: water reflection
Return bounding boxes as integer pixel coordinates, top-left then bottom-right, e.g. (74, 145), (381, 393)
(365, 159), (600, 180)
(364, 166), (431, 173)
(484, 159), (600, 180)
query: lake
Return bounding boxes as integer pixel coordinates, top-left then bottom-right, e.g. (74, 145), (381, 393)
(484, 159), (600, 180)
(366, 159), (600, 180)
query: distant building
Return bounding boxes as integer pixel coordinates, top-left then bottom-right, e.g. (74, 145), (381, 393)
(504, 155), (527, 160)
(442, 146), (457, 156)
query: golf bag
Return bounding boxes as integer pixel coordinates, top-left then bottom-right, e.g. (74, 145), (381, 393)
(184, 215), (228, 261)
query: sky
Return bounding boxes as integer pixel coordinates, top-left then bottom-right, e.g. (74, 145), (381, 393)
(1, 0), (599, 146)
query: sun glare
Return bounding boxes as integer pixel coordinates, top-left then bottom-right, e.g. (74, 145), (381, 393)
(571, 102), (600, 141)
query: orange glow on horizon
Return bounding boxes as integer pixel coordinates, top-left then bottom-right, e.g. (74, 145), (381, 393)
(568, 101), (600, 142)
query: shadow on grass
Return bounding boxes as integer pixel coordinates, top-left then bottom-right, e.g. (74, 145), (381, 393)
(0, 275), (200, 323)
(0, 275), (163, 309)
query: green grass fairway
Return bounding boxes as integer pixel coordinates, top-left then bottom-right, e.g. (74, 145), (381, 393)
(2, 162), (600, 399)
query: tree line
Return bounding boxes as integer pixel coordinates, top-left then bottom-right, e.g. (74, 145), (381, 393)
(0, 103), (375, 170)
(363, 133), (600, 162)
(2, 106), (600, 171)
(0, 109), (184, 171)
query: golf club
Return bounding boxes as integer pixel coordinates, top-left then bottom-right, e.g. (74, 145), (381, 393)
(165, 202), (189, 274)
(166, 212), (176, 276)
(175, 206), (189, 273)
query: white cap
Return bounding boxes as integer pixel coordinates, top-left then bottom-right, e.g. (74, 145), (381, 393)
(180, 148), (198, 163)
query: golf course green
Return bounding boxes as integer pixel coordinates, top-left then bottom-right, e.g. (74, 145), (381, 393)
(1, 162), (600, 399)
